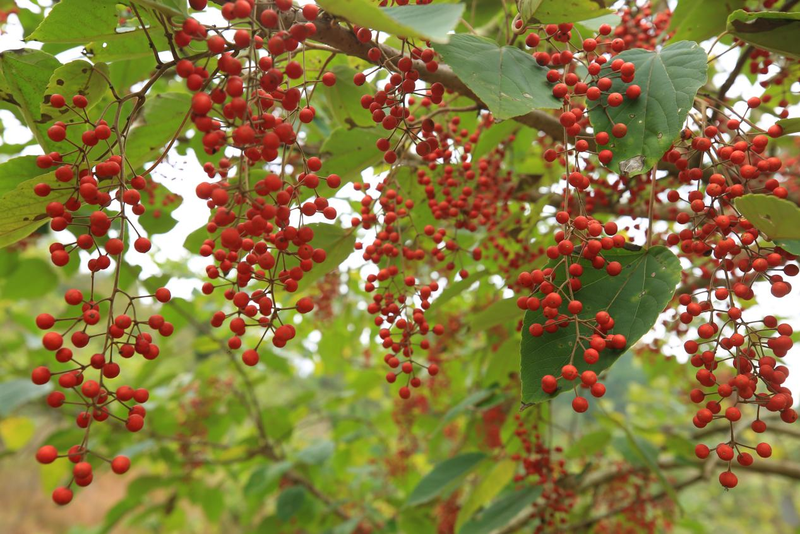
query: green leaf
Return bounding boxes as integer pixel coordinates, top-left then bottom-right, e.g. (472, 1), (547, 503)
(0, 416), (36, 450)
(406, 452), (486, 506)
(565, 429), (612, 458)
(301, 223), (356, 288)
(126, 92), (191, 169)
(131, 0), (189, 18)
(588, 41), (708, 176)
(138, 179), (182, 235)
(777, 117), (800, 135)
(458, 487), (542, 534)
(0, 49), (61, 150)
(41, 60), (109, 121)
(277, 486), (306, 521)
(0, 156), (44, 197)
(86, 29), (170, 62)
(435, 35), (560, 120)
(472, 120), (520, 161)
(321, 65), (374, 128)
(316, 1), (465, 43)
(245, 461), (293, 497)
(469, 298), (520, 331)
(1, 258), (58, 299)
(520, 0), (613, 24)
(0, 170), (67, 249)
(602, 413), (682, 511)
(457, 460), (517, 532)
(734, 195), (800, 245)
(520, 246), (681, 405)
(727, 10), (800, 59)
(440, 389), (494, 424)
(668, 0), (745, 43)
(27, 0), (122, 43)
(0, 379), (49, 417)
(319, 127), (384, 184)
(296, 441), (335, 465)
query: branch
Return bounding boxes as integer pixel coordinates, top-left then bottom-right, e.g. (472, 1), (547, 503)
(298, 12), (567, 140)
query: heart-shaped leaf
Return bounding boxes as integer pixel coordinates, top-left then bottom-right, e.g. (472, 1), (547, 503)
(587, 40), (708, 176)
(435, 34), (561, 120)
(520, 246), (681, 405)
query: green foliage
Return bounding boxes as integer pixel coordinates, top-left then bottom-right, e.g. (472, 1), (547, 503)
(27, 0), (122, 43)
(727, 10), (800, 59)
(126, 92), (192, 169)
(520, 247), (681, 405)
(435, 35), (561, 120)
(668, 0), (745, 43)
(588, 41), (708, 176)
(319, 127), (384, 179)
(406, 452), (487, 506)
(735, 195), (800, 254)
(40, 60), (110, 121)
(322, 65), (375, 128)
(0, 169), (65, 249)
(1, 2), (799, 533)
(316, 0), (465, 43)
(459, 487), (543, 534)
(0, 156), (43, 197)
(519, 0), (613, 24)
(0, 49), (61, 150)
(777, 117), (800, 135)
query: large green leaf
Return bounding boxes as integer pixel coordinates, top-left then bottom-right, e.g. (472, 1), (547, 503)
(86, 29), (171, 62)
(41, 60), (110, 122)
(0, 170), (66, 249)
(472, 120), (520, 161)
(317, 1), (465, 43)
(726, 10), (800, 59)
(126, 92), (191, 168)
(435, 35), (560, 121)
(776, 117), (800, 136)
(300, 223), (356, 288)
(519, 246), (681, 405)
(0, 91), (190, 249)
(276, 486), (306, 521)
(458, 487), (543, 534)
(668, 0), (745, 43)
(734, 195), (800, 245)
(137, 180), (182, 235)
(564, 429), (612, 458)
(588, 41), (707, 176)
(469, 298), (520, 331)
(0, 156), (44, 197)
(406, 452), (486, 506)
(0, 49), (61, 150)
(321, 65), (374, 128)
(27, 0), (122, 43)
(0, 379), (49, 417)
(519, 0), (613, 24)
(456, 460), (517, 532)
(1, 258), (58, 299)
(319, 127), (384, 180)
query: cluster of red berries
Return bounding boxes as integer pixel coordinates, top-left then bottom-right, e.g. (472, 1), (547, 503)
(510, 414), (575, 533)
(30, 93), (176, 504)
(174, 2), (348, 362)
